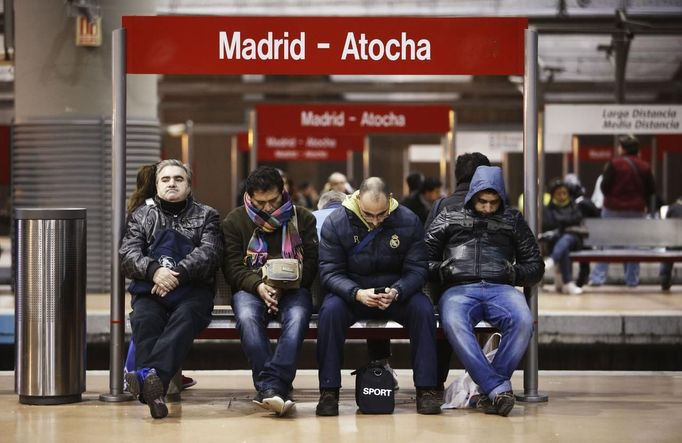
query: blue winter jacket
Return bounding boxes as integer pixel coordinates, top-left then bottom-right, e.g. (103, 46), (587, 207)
(319, 205), (428, 305)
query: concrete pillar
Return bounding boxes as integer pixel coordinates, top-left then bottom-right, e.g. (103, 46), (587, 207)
(13, 0), (160, 292)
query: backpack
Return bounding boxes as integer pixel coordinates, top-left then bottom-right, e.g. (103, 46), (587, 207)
(352, 361), (395, 414)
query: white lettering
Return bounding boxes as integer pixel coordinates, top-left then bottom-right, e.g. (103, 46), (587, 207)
(301, 111), (345, 127)
(362, 387), (393, 396)
(218, 31), (306, 60)
(219, 31), (239, 59)
(341, 32), (431, 61)
(360, 111), (406, 128)
(265, 136), (296, 148)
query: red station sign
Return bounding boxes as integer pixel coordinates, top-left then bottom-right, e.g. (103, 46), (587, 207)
(123, 16), (527, 75)
(257, 134), (363, 162)
(256, 104), (451, 136)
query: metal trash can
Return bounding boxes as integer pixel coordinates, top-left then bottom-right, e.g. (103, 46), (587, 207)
(14, 208), (86, 404)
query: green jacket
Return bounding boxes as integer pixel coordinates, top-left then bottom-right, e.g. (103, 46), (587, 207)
(221, 205), (319, 294)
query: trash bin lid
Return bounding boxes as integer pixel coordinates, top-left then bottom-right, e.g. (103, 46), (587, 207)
(15, 208), (87, 220)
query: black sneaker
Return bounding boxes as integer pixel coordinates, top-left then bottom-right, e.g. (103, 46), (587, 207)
(124, 372), (146, 404)
(486, 391), (515, 417)
(315, 389), (339, 416)
(471, 394), (494, 412)
(142, 370), (168, 419)
(416, 389), (442, 415)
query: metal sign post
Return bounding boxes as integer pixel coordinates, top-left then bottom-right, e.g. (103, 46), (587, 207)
(519, 27), (548, 403)
(100, 27), (132, 402)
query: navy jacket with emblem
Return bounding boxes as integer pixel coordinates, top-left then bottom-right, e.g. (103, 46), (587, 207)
(319, 204), (428, 305)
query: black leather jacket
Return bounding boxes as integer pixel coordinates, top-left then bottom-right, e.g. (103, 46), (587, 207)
(119, 196), (223, 286)
(425, 206), (544, 288)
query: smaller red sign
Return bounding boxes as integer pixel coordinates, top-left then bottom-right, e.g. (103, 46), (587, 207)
(257, 134), (363, 162)
(257, 104), (450, 135)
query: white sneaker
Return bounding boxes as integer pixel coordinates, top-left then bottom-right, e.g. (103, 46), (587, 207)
(543, 257), (555, 273)
(562, 281), (583, 295)
(553, 268), (563, 293)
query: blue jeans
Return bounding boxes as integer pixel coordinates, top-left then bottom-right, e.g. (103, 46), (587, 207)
(591, 208), (644, 286)
(438, 282), (533, 400)
(232, 288), (312, 395)
(317, 292), (438, 389)
(550, 233), (580, 283)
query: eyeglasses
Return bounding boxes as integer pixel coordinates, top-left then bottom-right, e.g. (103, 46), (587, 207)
(359, 206), (390, 222)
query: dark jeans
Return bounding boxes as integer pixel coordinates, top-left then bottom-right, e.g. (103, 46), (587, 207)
(232, 288), (312, 395)
(317, 292), (438, 389)
(129, 291), (213, 392)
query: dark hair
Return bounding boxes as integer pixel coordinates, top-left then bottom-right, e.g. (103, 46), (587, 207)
(548, 178), (568, 196)
(618, 134), (639, 155)
(245, 166), (284, 196)
(405, 172), (424, 193)
(420, 177), (442, 193)
(455, 152), (491, 184)
(128, 163), (157, 213)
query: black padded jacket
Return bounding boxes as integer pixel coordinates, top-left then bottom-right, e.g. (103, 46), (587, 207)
(119, 196), (224, 286)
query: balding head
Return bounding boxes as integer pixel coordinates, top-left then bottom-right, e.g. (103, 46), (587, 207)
(358, 177), (390, 229)
(358, 177), (388, 202)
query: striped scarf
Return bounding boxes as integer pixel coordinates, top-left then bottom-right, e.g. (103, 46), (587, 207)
(243, 191), (303, 269)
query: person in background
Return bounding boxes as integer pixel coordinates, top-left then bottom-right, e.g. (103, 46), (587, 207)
(298, 181), (320, 210)
(402, 177), (443, 224)
(661, 196), (682, 291)
(316, 177), (441, 416)
(405, 172), (425, 196)
(120, 160), (223, 419)
(425, 153), (491, 229)
(564, 174), (601, 287)
(426, 166), (543, 417)
(542, 179), (584, 295)
(221, 166), (318, 417)
(324, 172), (354, 194)
(590, 135), (656, 287)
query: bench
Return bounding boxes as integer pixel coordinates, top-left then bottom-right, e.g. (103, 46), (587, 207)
(568, 218), (682, 264)
(199, 307), (494, 340)
(197, 276), (494, 340)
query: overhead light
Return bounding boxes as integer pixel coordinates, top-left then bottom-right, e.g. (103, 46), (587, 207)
(165, 123), (186, 137)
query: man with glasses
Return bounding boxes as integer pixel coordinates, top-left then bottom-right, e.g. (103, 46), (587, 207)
(315, 177), (441, 416)
(222, 166), (318, 416)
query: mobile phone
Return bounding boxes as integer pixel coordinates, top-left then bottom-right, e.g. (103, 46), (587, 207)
(374, 287), (388, 294)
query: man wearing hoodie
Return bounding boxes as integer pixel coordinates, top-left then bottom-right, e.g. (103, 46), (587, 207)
(425, 166), (544, 417)
(315, 177), (441, 416)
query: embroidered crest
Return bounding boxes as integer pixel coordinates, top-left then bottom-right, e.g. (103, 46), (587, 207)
(158, 255), (177, 269)
(389, 234), (400, 249)
(353, 235), (360, 244)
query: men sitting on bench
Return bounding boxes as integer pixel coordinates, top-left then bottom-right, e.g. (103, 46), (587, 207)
(120, 159), (223, 419)
(425, 166), (544, 416)
(315, 177), (441, 416)
(222, 166), (318, 417)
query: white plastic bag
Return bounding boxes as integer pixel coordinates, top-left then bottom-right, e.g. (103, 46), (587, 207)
(441, 332), (501, 409)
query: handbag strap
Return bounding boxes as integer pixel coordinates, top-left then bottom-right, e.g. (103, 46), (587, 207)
(351, 227), (382, 255)
(622, 156), (644, 191)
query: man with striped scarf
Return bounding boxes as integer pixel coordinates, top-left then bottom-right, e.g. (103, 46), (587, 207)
(222, 166), (319, 416)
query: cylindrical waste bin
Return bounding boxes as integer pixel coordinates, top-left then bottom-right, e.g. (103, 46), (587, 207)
(14, 208), (86, 404)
